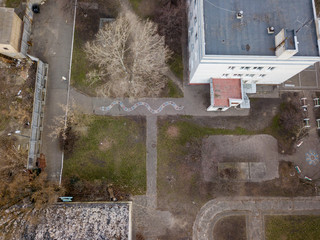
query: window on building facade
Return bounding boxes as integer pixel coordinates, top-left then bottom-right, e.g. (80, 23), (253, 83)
(259, 74), (266, 78)
(228, 66), (235, 70)
(194, 16), (197, 24)
(245, 74), (255, 78)
(253, 67), (263, 71)
(240, 66), (251, 71)
(233, 74), (243, 77)
(195, 33), (198, 41)
(267, 67), (275, 71)
(222, 74), (229, 77)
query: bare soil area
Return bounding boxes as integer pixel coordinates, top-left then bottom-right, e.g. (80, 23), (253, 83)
(157, 97), (316, 239)
(213, 215), (247, 240)
(0, 58), (36, 149)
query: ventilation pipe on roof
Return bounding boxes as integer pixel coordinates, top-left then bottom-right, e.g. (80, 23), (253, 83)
(236, 11), (243, 19)
(267, 27), (275, 34)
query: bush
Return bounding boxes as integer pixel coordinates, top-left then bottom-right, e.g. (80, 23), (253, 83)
(59, 125), (78, 155)
(154, 0), (186, 54)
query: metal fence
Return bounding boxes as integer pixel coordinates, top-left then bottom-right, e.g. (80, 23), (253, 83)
(27, 60), (48, 169)
(20, 2), (34, 56)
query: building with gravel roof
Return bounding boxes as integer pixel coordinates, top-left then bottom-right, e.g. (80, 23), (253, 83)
(3, 202), (132, 240)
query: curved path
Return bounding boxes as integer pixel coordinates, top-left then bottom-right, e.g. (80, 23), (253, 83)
(193, 196), (320, 240)
(100, 100), (184, 114)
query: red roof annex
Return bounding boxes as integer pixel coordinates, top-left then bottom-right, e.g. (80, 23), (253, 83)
(211, 78), (242, 107)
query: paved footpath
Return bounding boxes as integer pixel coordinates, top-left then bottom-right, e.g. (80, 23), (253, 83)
(193, 196), (320, 240)
(146, 115), (157, 208)
(131, 116), (174, 240)
(70, 88), (250, 117)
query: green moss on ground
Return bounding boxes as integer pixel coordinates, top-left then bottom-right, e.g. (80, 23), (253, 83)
(70, 32), (100, 96)
(167, 80), (183, 98)
(169, 53), (184, 81)
(265, 215), (320, 240)
(63, 116), (146, 195)
(5, 0), (22, 8)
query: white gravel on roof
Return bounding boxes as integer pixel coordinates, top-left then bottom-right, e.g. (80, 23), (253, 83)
(33, 203), (130, 240)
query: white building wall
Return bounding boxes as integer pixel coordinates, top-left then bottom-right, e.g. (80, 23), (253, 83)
(188, 0), (204, 81)
(190, 56), (319, 84)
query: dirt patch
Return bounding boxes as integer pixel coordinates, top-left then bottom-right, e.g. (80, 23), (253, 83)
(137, 0), (159, 18)
(157, 114), (317, 239)
(166, 125), (179, 138)
(176, 98), (281, 131)
(99, 137), (114, 151)
(213, 215), (247, 240)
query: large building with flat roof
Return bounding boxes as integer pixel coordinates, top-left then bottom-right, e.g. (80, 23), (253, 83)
(188, 0), (320, 110)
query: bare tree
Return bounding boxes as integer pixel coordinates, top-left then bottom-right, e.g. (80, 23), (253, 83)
(154, 0), (186, 54)
(84, 10), (171, 98)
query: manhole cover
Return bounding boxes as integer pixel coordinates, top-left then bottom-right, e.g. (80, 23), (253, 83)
(306, 151), (319, 166)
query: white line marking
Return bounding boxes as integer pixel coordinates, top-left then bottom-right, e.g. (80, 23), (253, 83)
(59, 0), (77, 186)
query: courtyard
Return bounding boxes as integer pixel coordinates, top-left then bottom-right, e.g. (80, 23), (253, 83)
(8, 0), (320, 239)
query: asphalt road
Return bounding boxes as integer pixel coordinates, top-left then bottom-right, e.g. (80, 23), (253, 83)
(29, 0), (74, 182)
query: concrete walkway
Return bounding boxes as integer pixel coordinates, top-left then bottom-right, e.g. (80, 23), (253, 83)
(193, 196), (320, 240)
(29, 0), (74, 182)
(146, 115), (158, 208)
(70, 88), (250, 117)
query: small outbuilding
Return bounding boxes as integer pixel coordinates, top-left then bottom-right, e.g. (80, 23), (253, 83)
(0, 7), (24, 59)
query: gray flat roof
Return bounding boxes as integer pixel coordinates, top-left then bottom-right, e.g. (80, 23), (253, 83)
(203, 0), (319, 56)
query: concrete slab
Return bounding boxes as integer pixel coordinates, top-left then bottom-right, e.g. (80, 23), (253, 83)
(249, 162), (267, 181)
(202, 135), (279, 182)
(300, 70), (317, 87)
(218, 162), (250, 181)
(284, 74), (300, 87)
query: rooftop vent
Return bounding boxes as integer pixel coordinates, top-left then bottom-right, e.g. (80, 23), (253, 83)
(275, 29), (299, 59)
(236, 11), (243, 19)
(267, 27), (275, 34)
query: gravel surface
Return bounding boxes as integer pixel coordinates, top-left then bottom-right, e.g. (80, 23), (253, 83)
(2, 202), (131, 240)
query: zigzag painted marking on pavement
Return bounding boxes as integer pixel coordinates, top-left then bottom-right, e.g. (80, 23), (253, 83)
(100, 101), (184, 114)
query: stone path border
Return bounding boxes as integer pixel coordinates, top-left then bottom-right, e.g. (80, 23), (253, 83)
(100, 100), (184, 114)
(193, 196), (320, 240)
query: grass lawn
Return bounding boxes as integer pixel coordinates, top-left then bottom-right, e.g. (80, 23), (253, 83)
(71, 32), (100, 96)
(265, 215), (320, 240)
(213, 215), (247, 240)
(158, 119), (255, 200)
(63, 115), (146, 195)
(168, 53), (184, 81)
(156, 115), (317, 239)
(167, 80), (183, 98)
